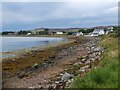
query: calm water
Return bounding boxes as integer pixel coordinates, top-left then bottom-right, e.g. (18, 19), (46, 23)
(1, 37), (65, 52)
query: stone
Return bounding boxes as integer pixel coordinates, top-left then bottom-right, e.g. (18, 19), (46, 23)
(84, 65), (89, 68)
(61, 72), (73, 82)
(85, 60), (91, 64)
(81, 58), (86, 63)
(79, 67), (85, 72)
(90, 58), (96, 62)
(18, 71), (28, 78)
(88, 54), (94, 58)
(94, 47), (104, 52)
(55, 81), (59, 84)
(32, 63), (39, 69)
(87, 51), (92, 54)
(60, 73), (64, 76)
(29, 86), (35, 89)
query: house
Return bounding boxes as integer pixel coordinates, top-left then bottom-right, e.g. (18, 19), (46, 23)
(27, 33), (32, 35)
(56, 32), (63, 35)
(89, 29), (105, 36)
(107, 26), (113, 30)
(76, 32), (83, 36)
(107, 26), (114, 32)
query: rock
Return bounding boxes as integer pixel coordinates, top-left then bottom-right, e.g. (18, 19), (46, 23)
(81, 58), (86, 63)
(61, 72), (73, 82)
(32, 63), (39, 69)
(95, 56), (100, 61)
(79, 67), (85, 72)
(85, 60), (91, 64)
(29, 86), (35, 89)
(94, 47), (104, 52)
(74, 62), (83, 66)
(82, 55), (87, 59)
(17, 71), (28, 78)
(87, 51), (92, 54)
(98, 52), (101, 55)
(84, 65), (89, 68)
(60, 73), (64, 76)
(73, 62), (79, 66)
(90, 58), (96, 62)
(77, 49), (81, 51)
(55, 81), (59, 84)
(12, 59), (15, 62)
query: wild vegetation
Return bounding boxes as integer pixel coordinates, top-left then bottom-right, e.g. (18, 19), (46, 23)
(69, 33), (119, 88)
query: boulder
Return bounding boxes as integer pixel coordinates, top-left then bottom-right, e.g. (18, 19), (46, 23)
(61, 72), (73, 82)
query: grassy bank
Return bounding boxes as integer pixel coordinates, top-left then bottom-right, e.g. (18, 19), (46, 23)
(69, 33), (118, 88)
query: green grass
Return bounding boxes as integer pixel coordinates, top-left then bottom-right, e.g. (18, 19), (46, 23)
(69, 33), (118, 88)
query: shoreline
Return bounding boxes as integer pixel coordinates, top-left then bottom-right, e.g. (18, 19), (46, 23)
(2, 36), (96, 88)
(1, 36), (69, 59)
(2, 36), (78, 73)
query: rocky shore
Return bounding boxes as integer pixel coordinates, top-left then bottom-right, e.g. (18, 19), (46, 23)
(2, 36), (105, 89)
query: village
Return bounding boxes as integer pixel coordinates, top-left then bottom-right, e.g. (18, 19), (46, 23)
(1, 26), (115, 37)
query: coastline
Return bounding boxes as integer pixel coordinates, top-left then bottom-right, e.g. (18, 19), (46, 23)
(1, 36), (69, 59)
(2, 36), (96, 88)
(2, 36), (77, 73)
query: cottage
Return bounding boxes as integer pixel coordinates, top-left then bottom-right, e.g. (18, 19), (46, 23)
(56, 32), (63, 35)
(27, 33), (32, 35)
(107, 26), (114, 32)
(89, 29), (105, 36)
(107, 26), (113, 30)
(76, 32), (83, 36)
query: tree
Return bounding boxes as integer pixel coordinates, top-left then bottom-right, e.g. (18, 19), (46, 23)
(78, 29), (94, 34)
(2, 31), (14, 35)
(44, 29), (49, 35)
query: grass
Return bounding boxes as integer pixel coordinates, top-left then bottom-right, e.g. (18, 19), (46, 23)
(69, 33), (118, 88)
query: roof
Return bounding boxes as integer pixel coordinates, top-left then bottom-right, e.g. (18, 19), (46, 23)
(93, 29), (104, 33)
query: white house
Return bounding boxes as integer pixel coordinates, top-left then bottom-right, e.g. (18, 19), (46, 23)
(56, 32), (63, 35)
(76, 32), (83, 36)
(107, 26), (113, 30)
(27, 33), (32, 35)
(89, 29), (105, 36)
(107, 26), (114, 32)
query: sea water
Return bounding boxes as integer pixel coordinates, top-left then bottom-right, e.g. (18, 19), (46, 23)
(1, 37), (65, 52)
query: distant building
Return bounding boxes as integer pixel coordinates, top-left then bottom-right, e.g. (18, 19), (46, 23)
(76, 32), (83, 36)
(107, 26), (113, 30)
(89, 29), (105, 36)
(27, 33), (32, 35)
(56, 32), (63, 34)
(107, 26), (114, 32)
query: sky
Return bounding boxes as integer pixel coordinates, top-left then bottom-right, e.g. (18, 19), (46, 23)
(1, 0), (119, 31)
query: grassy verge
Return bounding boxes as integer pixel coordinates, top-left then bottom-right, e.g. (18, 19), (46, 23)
(69, 34), (118, 88)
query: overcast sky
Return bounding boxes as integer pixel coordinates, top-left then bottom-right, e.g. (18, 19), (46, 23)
(1, 0), (119, 31)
